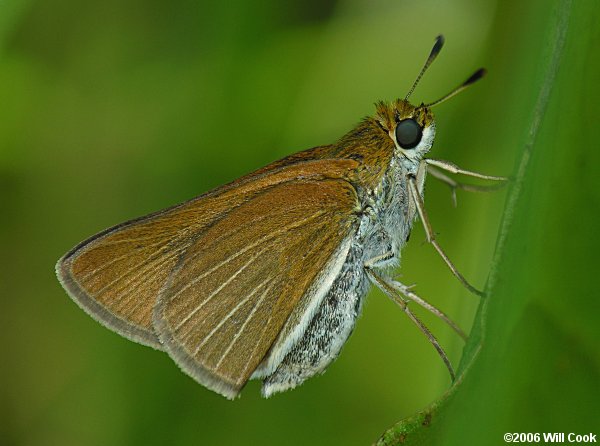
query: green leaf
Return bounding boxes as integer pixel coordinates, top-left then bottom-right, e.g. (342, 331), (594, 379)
(376, 0), (600, 444)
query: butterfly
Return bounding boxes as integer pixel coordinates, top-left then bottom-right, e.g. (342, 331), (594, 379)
(56, 35), (506, 399)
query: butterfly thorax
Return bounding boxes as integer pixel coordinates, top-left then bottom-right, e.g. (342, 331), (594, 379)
(346, 100), (436, 268)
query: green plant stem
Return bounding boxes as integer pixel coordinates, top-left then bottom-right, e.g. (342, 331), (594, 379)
(374, 1), (572, 444)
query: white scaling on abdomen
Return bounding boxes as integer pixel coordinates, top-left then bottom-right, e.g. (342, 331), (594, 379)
(261, 159), (418, 396)
(261, 243), (369, 397)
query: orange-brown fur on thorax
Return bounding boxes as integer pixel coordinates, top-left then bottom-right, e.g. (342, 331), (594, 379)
(277, 100), (434, 191)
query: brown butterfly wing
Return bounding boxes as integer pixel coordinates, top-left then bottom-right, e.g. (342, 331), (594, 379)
(57, 211), (189, 348)
(56, 157), (358, 350)
(153, 177), (360, 399)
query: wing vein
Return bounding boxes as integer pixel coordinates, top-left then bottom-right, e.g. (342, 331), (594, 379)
(215, 280), (274, 370)
(191, 275), (272, 356)
(168, 210), (326, 315)
(174, 246), (269, 333)
(79, 237), (169, 282)
(241, 302), (276, 378)
(90, 244), (176, 298)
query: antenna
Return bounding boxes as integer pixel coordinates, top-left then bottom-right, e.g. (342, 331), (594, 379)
(405, 34), (445, 100)
(425, 68), (487, 108)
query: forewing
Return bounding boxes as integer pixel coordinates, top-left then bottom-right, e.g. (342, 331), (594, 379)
(56, 157), (358, 350)
(153, 178), (360, 399)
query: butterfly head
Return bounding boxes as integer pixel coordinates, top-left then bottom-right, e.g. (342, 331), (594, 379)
(375, 100), (435, 162)
(372, 35), (486, 163)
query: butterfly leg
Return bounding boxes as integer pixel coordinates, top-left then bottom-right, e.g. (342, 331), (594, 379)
(425, 158), (508, 182)
(428, 165), (507, 207)
(363, 256), (466, 340)
(407, 175), (485, 297)
(364, 263), (456, 381)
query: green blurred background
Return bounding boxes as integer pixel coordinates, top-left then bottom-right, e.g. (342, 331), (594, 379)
(1, 0), (598, 445)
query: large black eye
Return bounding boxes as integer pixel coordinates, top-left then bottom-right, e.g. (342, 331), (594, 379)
(395, 119), (422, 149)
